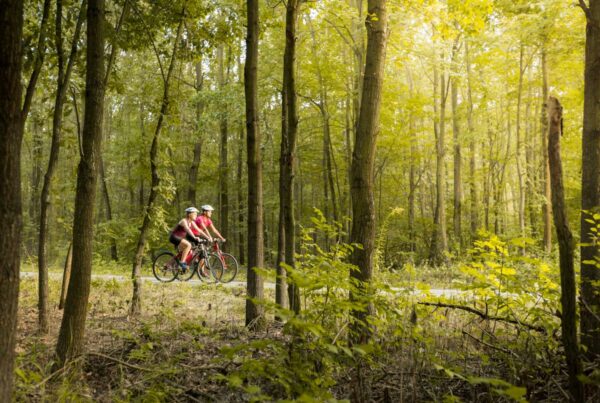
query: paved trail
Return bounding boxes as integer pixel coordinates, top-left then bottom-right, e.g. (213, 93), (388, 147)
(20, 271), (466, 298)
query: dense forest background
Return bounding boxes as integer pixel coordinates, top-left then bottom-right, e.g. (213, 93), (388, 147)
(19, 0), (584, 268)
(2, 0), (600, 401)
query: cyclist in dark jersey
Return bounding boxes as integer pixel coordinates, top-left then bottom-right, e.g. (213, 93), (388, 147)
(169, 207), (210, 269)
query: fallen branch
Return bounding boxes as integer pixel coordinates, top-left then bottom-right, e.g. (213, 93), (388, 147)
(462, 330), (519, 358)
(418, 301), (547, 333)
(87, 351), (154, 372)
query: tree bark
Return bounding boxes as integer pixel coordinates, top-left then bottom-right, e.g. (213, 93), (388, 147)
(59, 243), (73, 310)
(218, 46), (229, 241)
(541, 47), (552, 253)
(55, 0), (105, 366)
(0, 0), (24, 397)
(451, 38), (462, 248)
(130, 7), (185, 317)
(547, 96), (583, 402)
(38, 0), (86, 334)
(188, 61), (204, 205)
(430, 49), (448, 264)
(245, 0), (265, 329)
(465, 40), (478, 238)
(580, 0), (600, 363)
(516, 44), (526, 238)
(349, 1), (387, 400)
(97, 0), (129, 262)
(237, 125), (245, 266)
(21, 0), (52, 122)
(277, 86), (289, 309)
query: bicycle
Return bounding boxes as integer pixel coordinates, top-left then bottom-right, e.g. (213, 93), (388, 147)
(207, 239), (239, 283)
(152, 239), (219, 283)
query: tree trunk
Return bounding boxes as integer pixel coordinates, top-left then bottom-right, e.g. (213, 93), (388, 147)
(516, 44), (526, 238)
(188, 61), (204, 205)
(130, 7), (185, 317)
(349, 0), (387, 399)
(277, 0), (301, 313)
(59, 243), (73, 310)
(237, 124), (245, 265)
(245, 0), (265, 329)
(547, 96), (583, 402)
(97, 0), (129, 262)
(580, 0), (600, 363)
(218, 46), (229, 241)
(0, 0), (24, 397)
(38, 0), (86, 334)
(21, 0), (52, 122)
(277, 86), (289, 309)
(430, 50), (448, 264)
(465, 40), (478, 238)
(451, 38), (462, 248)
(55, 0), (105, 365)
(541, 47), (552, 253)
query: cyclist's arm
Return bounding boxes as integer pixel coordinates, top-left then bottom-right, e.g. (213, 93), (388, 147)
(209, 224), (225, 241)
(191, 221), (210, 239)
(196, 220), (213, 241)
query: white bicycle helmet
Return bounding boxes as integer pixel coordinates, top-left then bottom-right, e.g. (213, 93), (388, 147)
(201, 204), (214, 212)
(185, 207), (199, 213)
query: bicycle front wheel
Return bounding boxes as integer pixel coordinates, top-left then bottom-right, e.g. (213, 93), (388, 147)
(152, 252), (179, 282)
(209, 253), (238, 283)
(197, 258), (218, 283)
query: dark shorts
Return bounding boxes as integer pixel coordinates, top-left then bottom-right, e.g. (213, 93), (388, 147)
(169, 233), (197, 247)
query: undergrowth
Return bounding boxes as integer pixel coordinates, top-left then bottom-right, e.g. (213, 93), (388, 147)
(13, 219), (600, 402)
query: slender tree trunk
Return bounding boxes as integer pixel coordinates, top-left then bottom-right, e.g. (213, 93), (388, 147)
(451, 39), (462, 248)
(218, 46), (229, 240)
(280, 0), (300, 314)
(130, 7), (185, 317)
(541, 47), (552, 253)
(516, 44), (526, 237)
(349, 1), (387, 400)
(38, 0), (86, 334)
(188, 61), (204, 205)
(0, 0), (24, 397)
(547, 96), (584, 402)
(58, 243), (73, 310)
(55, 0), (105, 365)
(97, 0), (129, 262)
(245, 0), (265, 329)
(430, 50), (448, 264)
(465, 40), (478, 238)
(580, 0), (600, 363)
(237, 124), (245, 265)
(21, 0), (52, 122)
(277, 86), (288, 310)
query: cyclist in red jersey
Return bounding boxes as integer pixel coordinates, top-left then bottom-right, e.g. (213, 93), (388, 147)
(194, 205), (226, 242)
(169, 207), (210, 269)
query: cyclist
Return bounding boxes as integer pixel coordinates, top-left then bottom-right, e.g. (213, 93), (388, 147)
(169, 207), (210, 269)
(195, 204), (226, 243)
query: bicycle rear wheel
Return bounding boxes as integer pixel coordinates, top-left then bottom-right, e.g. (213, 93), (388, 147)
(152, 252), (179, 282)
(209, 253), (238, 283)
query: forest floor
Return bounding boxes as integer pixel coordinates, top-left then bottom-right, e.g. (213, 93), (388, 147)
(13, 272), (576, 402)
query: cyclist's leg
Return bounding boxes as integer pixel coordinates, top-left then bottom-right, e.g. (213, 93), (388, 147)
(179, 239), (192, 265)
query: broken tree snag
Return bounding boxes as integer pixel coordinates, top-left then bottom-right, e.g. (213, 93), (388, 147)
(547, 96), (583, 402)
(59, 243), (73, 310)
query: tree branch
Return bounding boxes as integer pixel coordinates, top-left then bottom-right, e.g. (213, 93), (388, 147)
(577, 0), (593, 22)
(419, 301), (547, 333)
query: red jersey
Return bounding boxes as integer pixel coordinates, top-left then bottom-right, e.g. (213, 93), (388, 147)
(195, 215), (212, 233)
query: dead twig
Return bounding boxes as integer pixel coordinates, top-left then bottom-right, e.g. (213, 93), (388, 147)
(87, 351), (154, 372)
(418, 301), (546, 333)
(462, 330), (519, 359)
